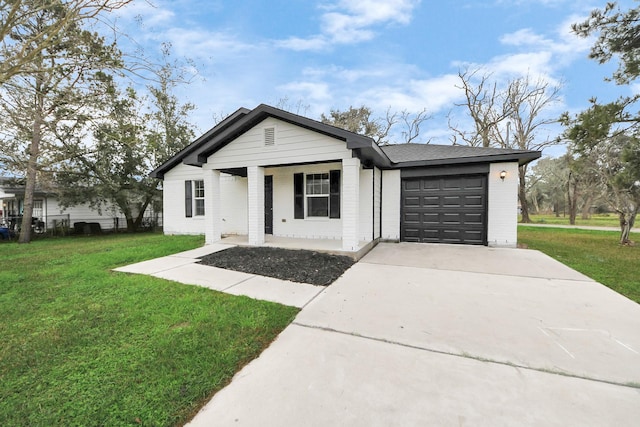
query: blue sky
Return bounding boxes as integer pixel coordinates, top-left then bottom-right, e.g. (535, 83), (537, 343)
(112, 0), (636, 157)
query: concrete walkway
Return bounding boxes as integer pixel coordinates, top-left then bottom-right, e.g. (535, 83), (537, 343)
(113, 243), (324, 308)
(184, 243), (640, 426)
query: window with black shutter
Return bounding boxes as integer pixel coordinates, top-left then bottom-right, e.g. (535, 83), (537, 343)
(294, 173), (304, 219)
(329, 170), (340, 218)
(185, 180), (193, 218)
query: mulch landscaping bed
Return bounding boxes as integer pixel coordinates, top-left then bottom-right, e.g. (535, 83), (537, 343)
(198, 246), (355, 286)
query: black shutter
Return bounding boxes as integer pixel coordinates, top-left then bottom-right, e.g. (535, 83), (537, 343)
(294, 173), (304, 219)
(329, 170), (340, 219)
(185, 180), (192, 218)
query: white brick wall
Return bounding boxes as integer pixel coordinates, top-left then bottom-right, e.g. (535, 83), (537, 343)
(269, 163), (343, 239)
(381, 169), (401, 241)
(487, 162), (519, 247)
(163, 163), (248, 236)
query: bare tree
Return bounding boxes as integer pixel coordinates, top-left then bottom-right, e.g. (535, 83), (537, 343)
(321, 105), (431, 145)
(400, 108), (431, 143)
(452, 69), (561, 222)
(450, 68), (513, 147)
(275, 96), (311, 116)
(494, 75), (561, 222)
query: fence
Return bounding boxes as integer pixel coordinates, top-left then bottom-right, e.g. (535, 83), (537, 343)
(0, 213), (163, 238)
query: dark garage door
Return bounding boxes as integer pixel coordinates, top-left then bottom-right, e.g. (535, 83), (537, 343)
(401, 174), (487, 245)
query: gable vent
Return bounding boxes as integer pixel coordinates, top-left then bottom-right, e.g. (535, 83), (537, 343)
(264, 127), (275, 146)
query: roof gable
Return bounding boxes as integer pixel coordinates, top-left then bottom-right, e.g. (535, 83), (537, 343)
(151, 104), (541, 179)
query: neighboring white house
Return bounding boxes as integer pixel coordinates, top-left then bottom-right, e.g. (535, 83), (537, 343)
(0, 177), (152, 233)
(151, 104), (540, 252)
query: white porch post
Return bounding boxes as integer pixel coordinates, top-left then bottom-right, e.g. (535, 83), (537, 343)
(342, 157), (360, 251)
(247, 166), (265, 246)
(204, 168), (222, 244)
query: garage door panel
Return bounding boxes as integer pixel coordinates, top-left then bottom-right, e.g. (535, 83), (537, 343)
(401, 174), (487, 245)
(421, 212), (440, 224)
(443, 195), (463, 208)
(421, 180), (440, 191)
(422, 195), (440, 207)
(463, 195), (483, 207)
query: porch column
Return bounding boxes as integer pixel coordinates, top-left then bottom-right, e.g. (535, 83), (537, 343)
(247, 166), (265, 246)
(342, 157), (360, 251)
(204, 168), (222, 244)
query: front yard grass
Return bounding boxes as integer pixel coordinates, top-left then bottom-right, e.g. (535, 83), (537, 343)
(518, 226), (640, 304)
(522, 213), (621, 228)
(0, 233), (298, 426)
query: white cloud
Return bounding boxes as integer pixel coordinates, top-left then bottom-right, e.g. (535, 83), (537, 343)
(277, 81), (331, 102)
(276, 0), (421, 51)
(115, 1), (175, 27)
(275, 36), (328, 52)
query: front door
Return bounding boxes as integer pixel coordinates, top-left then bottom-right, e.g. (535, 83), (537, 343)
(264, 175), (273, 234)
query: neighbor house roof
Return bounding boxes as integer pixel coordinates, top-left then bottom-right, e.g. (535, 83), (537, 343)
(0, 177), (54, 198)
(151, 104), (541, 179)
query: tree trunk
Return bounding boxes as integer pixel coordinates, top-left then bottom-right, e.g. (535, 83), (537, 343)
(580, 194), (594, 220)
(518, 166), (531, 223)
(619, 207), (638, 245)
(18, 77), (44, 244)
(567, 173), (578, 225)
(133, 197), (151, 231)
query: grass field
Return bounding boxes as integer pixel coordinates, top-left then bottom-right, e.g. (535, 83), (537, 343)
(518, 226), (640, 304)
(521, 213), (622, 228)
(0, 234), (298, 426)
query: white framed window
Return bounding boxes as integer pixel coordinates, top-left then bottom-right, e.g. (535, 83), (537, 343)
(33, 200), (43, 219)
(194, 180), (205, 216)
(306, 173), (329, 217)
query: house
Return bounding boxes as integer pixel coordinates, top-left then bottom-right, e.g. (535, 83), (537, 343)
(0, 177), (157, 234)
(151, 104), (540, 254)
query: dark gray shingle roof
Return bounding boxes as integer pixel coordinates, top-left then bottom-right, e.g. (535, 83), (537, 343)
(381, 143), (539, 166)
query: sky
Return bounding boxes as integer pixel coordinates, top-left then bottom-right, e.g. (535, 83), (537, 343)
(110, 0), (637, 158)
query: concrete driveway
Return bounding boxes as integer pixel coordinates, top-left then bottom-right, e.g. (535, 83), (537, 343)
(187, 243), (640, 426)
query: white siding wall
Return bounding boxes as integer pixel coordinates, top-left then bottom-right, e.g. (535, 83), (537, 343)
(163, 163), (248, 236)
(381, 169), (401, 241)
(163, 163), (206, 235)
(268, 163), (343, 239)
(206, 117), (352, 170)
(221, 175), (248, 235)
(46, 198), (123, 230)
(487, 162), (519, 247)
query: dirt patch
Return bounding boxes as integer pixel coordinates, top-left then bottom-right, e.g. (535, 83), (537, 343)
(198, 246), (355, 286)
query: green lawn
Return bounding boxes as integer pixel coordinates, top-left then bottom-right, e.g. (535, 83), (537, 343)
(522, 213), (621, 228)
(518, 226), (640, 304)
(0, 234), (298, 426)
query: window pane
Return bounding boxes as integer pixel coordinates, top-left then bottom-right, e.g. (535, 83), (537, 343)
(195, 199), (205, 216)
(321, 177), (329, 194)
(305, 173), (329, 195)
(307, 197), (328, 217)
(195, 180), (205, 198)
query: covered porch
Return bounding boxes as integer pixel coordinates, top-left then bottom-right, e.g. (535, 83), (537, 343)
(203, 157), (365, 252)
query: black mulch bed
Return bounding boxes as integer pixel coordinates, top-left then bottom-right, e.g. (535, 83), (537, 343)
(198, 246), (355, 286)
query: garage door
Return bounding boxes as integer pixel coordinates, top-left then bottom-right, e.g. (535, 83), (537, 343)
(401, 174), (487, 245)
